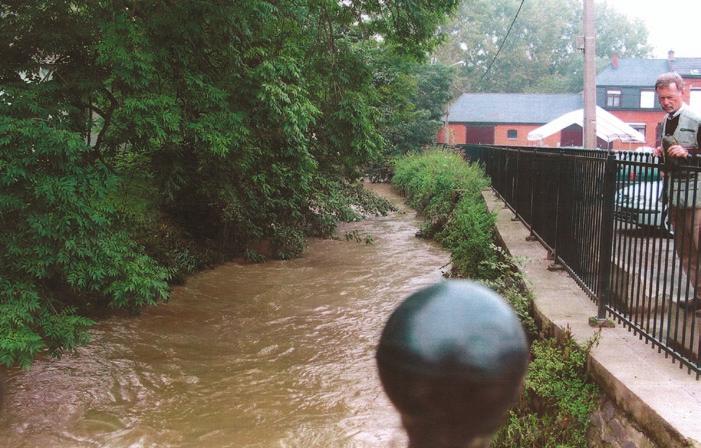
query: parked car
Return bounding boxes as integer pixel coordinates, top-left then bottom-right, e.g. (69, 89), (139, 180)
(614, 150), (661, 184)
(614, 180), (670, 232)
(617, 165), (661, 183)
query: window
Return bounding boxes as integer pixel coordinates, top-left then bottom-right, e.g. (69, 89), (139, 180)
(640, 90), (655, 109)
(507, 129), (517, 139)
(606, 89), (621, 107)
(629, 123), (646, 138)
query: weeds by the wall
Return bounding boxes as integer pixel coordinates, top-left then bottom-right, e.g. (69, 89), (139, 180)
(491, 334), (601, 448)
(392, 147), (600, 448)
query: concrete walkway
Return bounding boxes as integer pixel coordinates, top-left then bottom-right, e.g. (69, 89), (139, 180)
(484, 189), (701, 448)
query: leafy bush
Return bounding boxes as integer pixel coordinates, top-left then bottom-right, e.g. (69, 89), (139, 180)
(392, 147), (495, 277)
(436, 199), (498, 279)
(306, 179), (395, 240)
(109, 153), (221, 282)
(0, 115), (170, 368)
(491, 335), (600, 448)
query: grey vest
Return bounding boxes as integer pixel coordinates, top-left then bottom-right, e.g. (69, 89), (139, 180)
(665, 106), (701, 207)
(669, 107), (701, 148)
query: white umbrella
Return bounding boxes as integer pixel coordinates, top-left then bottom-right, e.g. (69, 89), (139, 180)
(527, 106), (646, 143)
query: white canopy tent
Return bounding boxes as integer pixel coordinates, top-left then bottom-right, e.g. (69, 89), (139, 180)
(527, 106), (646, 145)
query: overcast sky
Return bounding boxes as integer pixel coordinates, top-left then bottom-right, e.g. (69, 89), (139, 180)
(604, 0), (701, 58)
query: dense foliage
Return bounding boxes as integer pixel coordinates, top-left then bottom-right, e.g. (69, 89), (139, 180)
(392, 148), (498, 279)
(377, 60), (454, 156)
(433, 0), (651, 93)
(492, 336), (600, 448)
(0, 0), (457, 367)
(392, 148), (600, 447)
(0, 100), (171, 368)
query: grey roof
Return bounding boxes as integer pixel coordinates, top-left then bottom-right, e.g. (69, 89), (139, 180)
(669, 58), (701, 77)
(596, 58), (669, 87)
(446, 93), (582, 124)
(596, 57), (701, 86)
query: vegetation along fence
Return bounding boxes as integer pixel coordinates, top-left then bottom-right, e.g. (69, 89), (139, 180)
(461, 144), (701, 377)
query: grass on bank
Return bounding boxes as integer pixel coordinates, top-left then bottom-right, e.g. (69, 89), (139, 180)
(392, 147), (600, 448)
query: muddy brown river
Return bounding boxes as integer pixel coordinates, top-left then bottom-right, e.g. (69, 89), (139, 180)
(0, 184), (450, 447)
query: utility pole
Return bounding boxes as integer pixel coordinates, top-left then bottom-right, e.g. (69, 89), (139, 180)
(583, 0), (596, 149)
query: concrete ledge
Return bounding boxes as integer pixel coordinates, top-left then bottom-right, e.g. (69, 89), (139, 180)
(484, 189), (701, 448)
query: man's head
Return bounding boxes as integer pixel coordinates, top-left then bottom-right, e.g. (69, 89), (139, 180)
(655, 72), (685, 114)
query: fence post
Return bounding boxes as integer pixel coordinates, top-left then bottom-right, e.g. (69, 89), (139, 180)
(526, 149), (538, 241)
(590, 151), (616, 327)
(548, 149), (565, 269)
(503, 148), (521, 214)
(376, 281), (529, 448)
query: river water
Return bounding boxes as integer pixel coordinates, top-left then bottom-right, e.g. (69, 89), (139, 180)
(0, 184), (450, 448)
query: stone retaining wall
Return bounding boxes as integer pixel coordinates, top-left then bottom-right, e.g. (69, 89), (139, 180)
(589, 397), (658, 448)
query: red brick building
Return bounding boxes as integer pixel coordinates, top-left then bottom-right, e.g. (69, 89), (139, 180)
(438, 93), (583, 146)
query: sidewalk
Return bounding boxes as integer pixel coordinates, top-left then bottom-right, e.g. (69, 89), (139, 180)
(484, 189), (701, 448)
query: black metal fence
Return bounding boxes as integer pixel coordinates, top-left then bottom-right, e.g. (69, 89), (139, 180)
(461, 144), (701, 377)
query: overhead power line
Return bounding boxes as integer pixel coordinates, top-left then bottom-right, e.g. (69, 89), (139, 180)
(479, 0), (526, 84)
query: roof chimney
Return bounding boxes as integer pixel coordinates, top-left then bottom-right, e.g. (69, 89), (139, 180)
(611, 53), (619, 69)
(668, 50), (676, 62)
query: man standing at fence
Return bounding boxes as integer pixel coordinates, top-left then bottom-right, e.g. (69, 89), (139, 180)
(654, 72), (701, 310)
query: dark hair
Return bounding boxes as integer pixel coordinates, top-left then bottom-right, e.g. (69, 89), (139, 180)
(655, 72), (684, 91)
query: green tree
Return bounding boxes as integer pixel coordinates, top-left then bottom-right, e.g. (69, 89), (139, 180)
(373, 53), (454, 156)
(0, 92), (170, 367)
(432, 0), (651, 94)
(0, 0), (457, 366)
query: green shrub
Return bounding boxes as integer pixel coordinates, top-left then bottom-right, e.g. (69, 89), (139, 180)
(271, 226), (306, 260)
(393, 147), (497, 279)
(305, 179), (395, 239)
(436, 199), (497, 279)
(0, 117), (170, 368)
(491, 334), (600, 448)
(110, 152), (221, 282)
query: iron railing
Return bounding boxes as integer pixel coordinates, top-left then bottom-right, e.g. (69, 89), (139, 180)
(462, 144), (701, 377)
